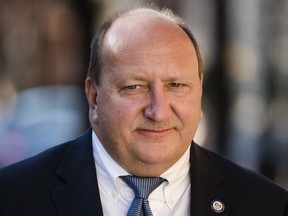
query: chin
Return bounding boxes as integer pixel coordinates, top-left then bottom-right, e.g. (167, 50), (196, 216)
(136, 149), (179, 167)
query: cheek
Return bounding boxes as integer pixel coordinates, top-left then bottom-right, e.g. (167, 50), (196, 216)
(97, 99), (134, 127)
(112, 98), (144, 118)
(93, 101), (125, 126)
(177, 97), (202, 127)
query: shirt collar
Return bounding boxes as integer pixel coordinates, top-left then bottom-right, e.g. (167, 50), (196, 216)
(159, 144), (191, 209)
(92, 131), (129, 184)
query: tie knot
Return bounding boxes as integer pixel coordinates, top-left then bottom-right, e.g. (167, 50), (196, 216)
(120, 176), (166, 199)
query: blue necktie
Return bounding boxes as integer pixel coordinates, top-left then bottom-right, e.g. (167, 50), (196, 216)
(120, 175), (166, 216)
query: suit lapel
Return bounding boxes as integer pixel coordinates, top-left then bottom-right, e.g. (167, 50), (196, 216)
(52, 129), (103, 216)
(190, 142), (231, 216)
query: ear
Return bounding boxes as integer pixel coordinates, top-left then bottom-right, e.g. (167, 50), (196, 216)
(85, 77), (97, 109)
(199, 74), (204, 119)
(199, 73), (204, 92)
(85, 77), (99, 125)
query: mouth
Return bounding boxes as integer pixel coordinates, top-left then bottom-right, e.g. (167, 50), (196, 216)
(137, 128), (174, 137)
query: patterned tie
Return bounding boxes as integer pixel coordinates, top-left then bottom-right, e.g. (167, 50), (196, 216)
(120, 175), (166, 216)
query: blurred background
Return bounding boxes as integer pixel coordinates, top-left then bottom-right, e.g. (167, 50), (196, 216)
(0, 0), (287, 189)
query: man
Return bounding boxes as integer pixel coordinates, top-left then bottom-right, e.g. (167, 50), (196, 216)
(0, 6), (288, 216)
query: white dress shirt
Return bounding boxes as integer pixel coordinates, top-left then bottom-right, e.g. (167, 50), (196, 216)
(92, 131), (191, 216)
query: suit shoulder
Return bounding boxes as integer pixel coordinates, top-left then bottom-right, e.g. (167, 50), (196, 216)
(199, 145), (288, 197)
(0, 129), (92, 183)
(0, 129), (91, 180)
(0, 141), (69, 181)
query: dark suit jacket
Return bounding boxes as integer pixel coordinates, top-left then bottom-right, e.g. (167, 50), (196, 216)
(0, 129), (288, 216)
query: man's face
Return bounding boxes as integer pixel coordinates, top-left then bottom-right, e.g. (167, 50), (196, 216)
(87, 11), (202, 176)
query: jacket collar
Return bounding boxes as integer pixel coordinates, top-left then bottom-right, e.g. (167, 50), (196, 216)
(190, 142), (231, 215)
(52, 128), (103, 216)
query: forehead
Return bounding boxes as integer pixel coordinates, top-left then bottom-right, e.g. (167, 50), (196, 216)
(102, 9), (196, 59)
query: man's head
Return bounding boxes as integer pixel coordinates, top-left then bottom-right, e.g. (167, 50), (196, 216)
(85, 6), (203, 176)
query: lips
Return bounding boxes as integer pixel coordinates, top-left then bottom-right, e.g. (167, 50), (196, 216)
(137, 128), (174, 137)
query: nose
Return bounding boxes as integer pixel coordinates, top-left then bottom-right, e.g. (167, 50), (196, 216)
(143, 86), (172, 122)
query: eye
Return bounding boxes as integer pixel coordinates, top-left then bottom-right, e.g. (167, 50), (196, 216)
(168, 82), (183, 88)
(122, 85), (139, 90)
(120, 84), (147, 95)
(166, 82), (191, 94)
